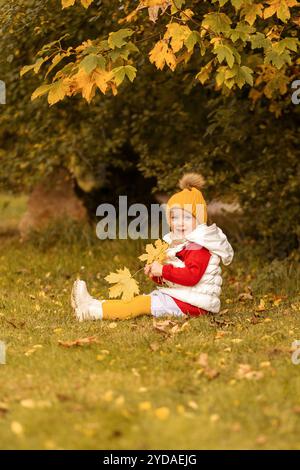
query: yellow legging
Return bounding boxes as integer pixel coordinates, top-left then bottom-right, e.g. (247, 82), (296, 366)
(102, 295), (152, 320)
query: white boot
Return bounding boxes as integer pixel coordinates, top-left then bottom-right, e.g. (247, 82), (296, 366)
(72, 279), (94, 307)
(75, 298), (104, 322)
(71, 279), (103, 321)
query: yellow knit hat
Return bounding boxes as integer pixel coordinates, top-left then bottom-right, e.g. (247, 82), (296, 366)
(165, 173), (207, 226)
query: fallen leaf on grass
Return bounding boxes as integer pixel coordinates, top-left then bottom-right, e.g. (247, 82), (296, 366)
(187, 400), (198, 410)
(102, 390), (114, 402)
(58, 335), (100, 348)
(24, 344), (43, 356)
(210, 413), (220, 423)
(256, 434), (267, 445)
(149, 342), (160, 352)
(11, 421), (24, 436)
(153, 319), (189, 336)
(236, 364), (264, 381)
(154, 406), (170, 420)
(271, 294), (287, 307)
(20, 399), (51, 409)
(250, 316), (262, 324)
(115, 395), (125, 406)
(231, 338), (243, 344)
(214, 330), (228, 339)
(256, 299), (266, 311)
(260, 361), (271, 368)
(74, 422), (99, 437)
(198, 353), (209, 368)
(96, 349), (110, 361)
(238, 287), (253, 301)
(53, 328), (63, 334)
(153, 319), (175, 335)
(131, 367), (140, 377)
(196, 353), (220, 380)
(219, 308), (229, 315)
(139, 401), (152, 411)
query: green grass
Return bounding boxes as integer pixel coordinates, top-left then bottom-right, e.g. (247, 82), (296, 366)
(0, 206), (300, 449)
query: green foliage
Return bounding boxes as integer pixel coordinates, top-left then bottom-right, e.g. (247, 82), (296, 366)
(0, 0), (299, 259)
(251, 257), (300, 297)
(17, 0), (300, 107)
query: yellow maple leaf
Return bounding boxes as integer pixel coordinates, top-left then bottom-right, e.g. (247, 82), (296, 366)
(81, 0), (93, 8)
(93, 68), (114, 94)
(241, 3), (264, 25)
(164, 23), (191, 53)
(75, 40), (94, 53)
(48, 79), (70, 106)
(68, 68), (96, 102)
(138, 239), (169, 264)
(104, 267), (140, 301)
(62, 0), (93, 8)
(62, 0), (76, 8)
(149, 40), (177, 71)
(263, 0), (298, 22)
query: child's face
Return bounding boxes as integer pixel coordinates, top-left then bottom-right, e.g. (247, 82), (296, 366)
(170, 208), (198, 238)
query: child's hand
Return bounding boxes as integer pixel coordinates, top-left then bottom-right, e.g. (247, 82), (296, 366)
(144, 264), (152, 277)
(149, 261), (163, 277)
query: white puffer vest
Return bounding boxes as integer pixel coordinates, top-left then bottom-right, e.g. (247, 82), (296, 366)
(156, 223), (234, 313)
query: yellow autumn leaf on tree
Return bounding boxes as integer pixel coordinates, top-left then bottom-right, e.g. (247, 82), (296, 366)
(62, 0), (76, 8)
(241, 3), (264, 25)
(138, 239), (169, 264)
(104, 267), (140, 301)
(263, 0), (298, 22)
(69, 68), (96, 103)
(164, 23), (191, 53)
(67, 67), (114, 102)
(196, 60), (214, 84)
(149, 40), (177, 71)
(94, 68), (115, 94)
(48, 79), (70, 106)
(81, 0), (93, 8)
(62, 0), (93, 8)
(118, 0), (170, 24)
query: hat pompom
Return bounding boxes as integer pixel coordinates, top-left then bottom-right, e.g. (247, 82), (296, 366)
(178, 172), (205, 191)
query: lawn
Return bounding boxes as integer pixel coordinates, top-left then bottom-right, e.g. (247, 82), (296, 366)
(0, 196), (299, 449)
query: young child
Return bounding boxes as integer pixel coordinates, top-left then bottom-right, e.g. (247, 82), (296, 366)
(71, 173), (234, 321)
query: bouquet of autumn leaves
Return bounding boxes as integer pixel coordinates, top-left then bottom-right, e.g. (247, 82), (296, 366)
(104, 239), (169, 302)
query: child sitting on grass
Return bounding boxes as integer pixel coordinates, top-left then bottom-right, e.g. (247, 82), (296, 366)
(71, 173), (234, 321)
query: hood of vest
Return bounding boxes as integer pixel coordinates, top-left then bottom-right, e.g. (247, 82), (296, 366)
(162, 223), (234, 266)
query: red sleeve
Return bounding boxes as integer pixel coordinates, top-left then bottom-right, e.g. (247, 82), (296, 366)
(150, 275), (164, 286)
(162, 245), (211, 286)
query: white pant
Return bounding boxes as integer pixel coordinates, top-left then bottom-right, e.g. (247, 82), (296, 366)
(149, 290), (185, 318)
